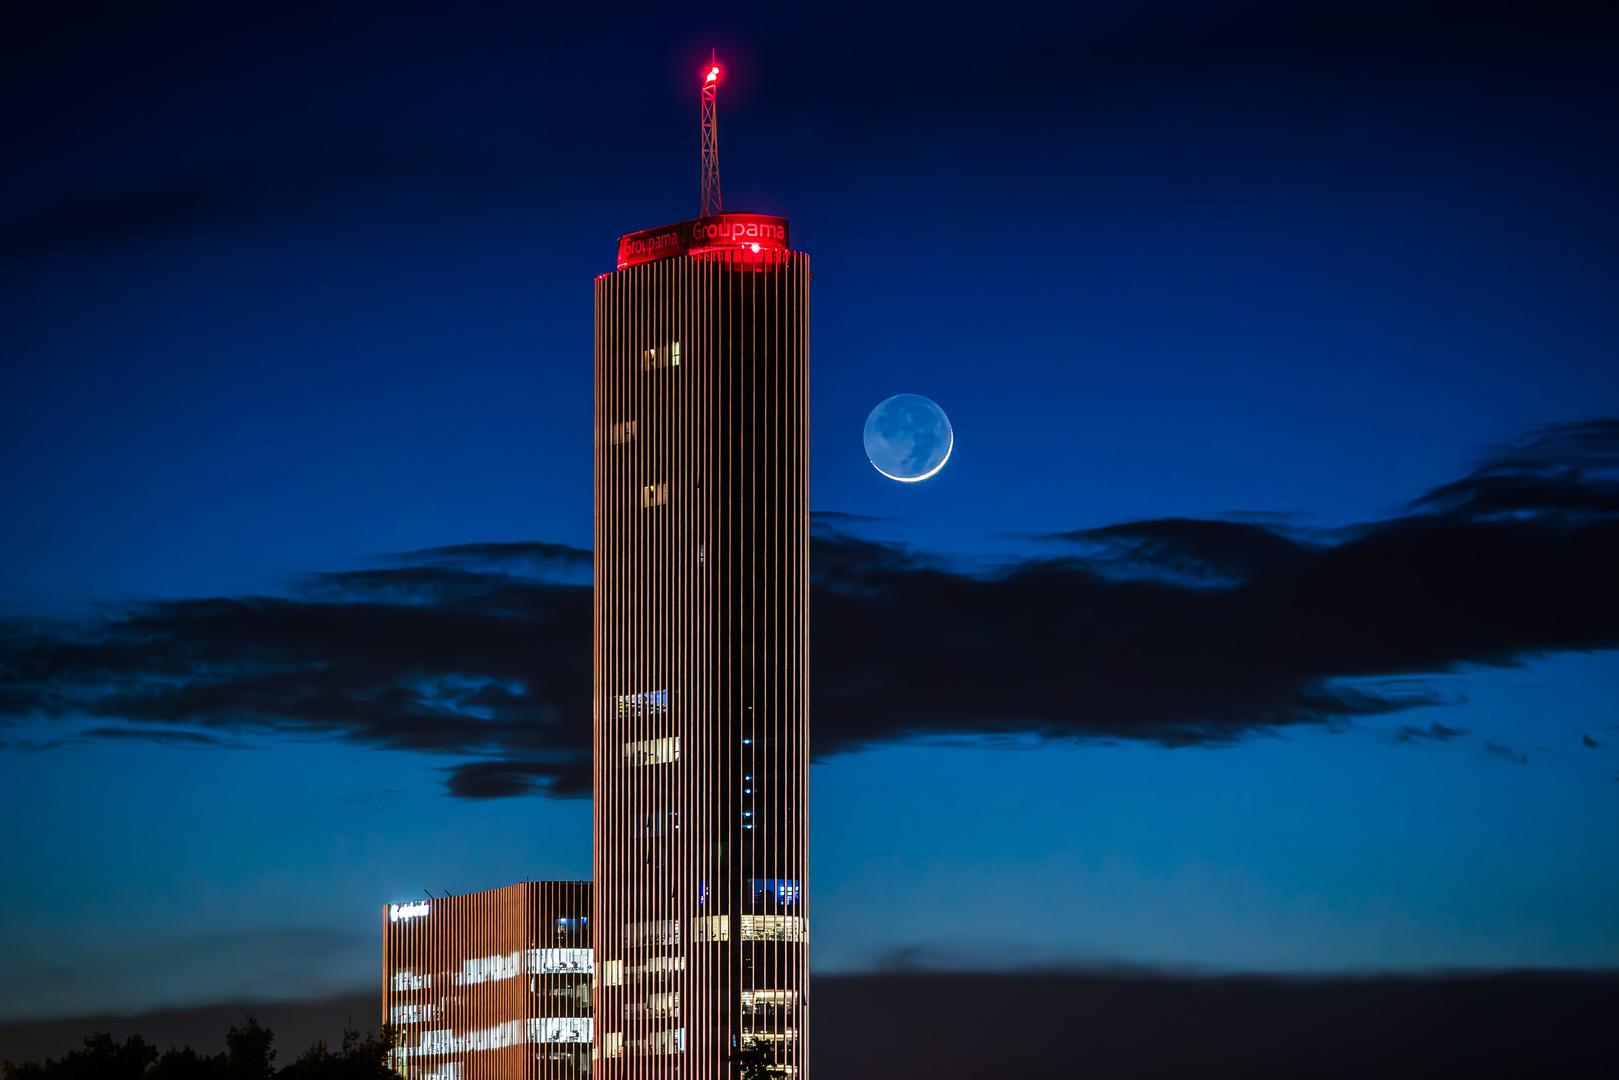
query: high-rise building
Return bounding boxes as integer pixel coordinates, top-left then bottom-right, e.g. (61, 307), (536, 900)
(591, 62), (810, 1078)
(383, 881), (594, 1080)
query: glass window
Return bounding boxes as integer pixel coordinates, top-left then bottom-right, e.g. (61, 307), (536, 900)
(616, 690), (669, 719)
(750, 878), (801, 906)
(526, 947), (592, 974)
(529, 1017), (593, 1045)
(623, 736), (680, 766)
(739, 915), (807, 942)
(642, 342), (681, 370)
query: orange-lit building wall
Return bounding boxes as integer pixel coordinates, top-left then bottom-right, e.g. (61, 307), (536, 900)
(383, 881), (593, 1080)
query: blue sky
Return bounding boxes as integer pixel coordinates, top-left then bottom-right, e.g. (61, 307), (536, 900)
(2, 1), (1617, 1020)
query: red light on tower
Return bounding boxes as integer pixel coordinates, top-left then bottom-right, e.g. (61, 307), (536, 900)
(705, 63), (721, 84)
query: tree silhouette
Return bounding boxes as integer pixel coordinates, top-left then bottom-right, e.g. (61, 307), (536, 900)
(2, 1019), (396, 1080)
(3, 1033), (157, 1080)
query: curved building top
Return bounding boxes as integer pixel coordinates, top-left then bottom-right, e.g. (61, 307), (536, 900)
(615, 212), (791, 270)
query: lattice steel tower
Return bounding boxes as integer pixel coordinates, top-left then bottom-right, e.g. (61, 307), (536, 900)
(700, 52), (722, 217)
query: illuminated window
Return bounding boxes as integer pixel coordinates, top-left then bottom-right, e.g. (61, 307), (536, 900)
(602, 1032), (624, 1059)
(641, 482), (668, 508)
(636, 992), (680, 1019)
(625, 919), (681, 946)
(742, 1029), (798, 1047)
(390, 1003), (433, 1024)
(692, 914), (730, 943)
(616, 689), (669, 718)
(529, 1017), (593, 1044)
(611, 419), (638, 444)
(525, 947), (592, 974)
(642, 341), (681, 370)
(750, 878), (801, 906)
(741, 990), (798, 1016)
(739, 915), (807, 942)
(644, 1028), (686, 1055)
(633, 955), (685, 976)
(455, 951), (521, 985)
(391, 970), (431, 991)
(600, 959), (624, 986)
(623, 736), (680, 766)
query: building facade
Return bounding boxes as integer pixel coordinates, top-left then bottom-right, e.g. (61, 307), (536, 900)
(383, 881), (594, 1080)
(593, 217), (810, 1078)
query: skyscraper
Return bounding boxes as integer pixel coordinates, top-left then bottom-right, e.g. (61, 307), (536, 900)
(592, 57), (810, 1080)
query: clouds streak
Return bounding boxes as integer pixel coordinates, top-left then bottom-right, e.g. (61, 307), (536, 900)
(2, 422), (1617, 797)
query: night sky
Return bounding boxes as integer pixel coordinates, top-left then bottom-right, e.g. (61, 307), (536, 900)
(3, 0), (1618, 1035)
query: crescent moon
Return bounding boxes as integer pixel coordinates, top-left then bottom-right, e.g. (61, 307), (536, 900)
(871, 423), (954, 483)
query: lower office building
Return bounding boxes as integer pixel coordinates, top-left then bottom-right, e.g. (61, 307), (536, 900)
(383, 881), (593, 1080)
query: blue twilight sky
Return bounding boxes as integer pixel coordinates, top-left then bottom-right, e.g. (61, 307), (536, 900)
(2, 1), (1618, 1020)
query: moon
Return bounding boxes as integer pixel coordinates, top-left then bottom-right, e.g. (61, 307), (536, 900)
(863, 393), (953, 483)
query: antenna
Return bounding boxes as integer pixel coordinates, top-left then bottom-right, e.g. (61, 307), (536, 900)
(701, 50), (722, 217)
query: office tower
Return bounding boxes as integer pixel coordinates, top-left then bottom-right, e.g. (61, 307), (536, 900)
(592, 55), (810, 1080)
(383, 882), (594, 1079)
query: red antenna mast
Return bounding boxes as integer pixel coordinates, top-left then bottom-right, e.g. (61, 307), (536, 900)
(700, 50), (722, 217)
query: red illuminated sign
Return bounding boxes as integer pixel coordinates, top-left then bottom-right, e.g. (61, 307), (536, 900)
(616, 213), (790, 269)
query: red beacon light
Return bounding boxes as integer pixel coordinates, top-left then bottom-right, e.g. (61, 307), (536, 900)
(705, 64), (721, 84)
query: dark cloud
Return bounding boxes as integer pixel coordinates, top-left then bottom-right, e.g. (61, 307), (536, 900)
(1396, 721), (1470, 743)
(388, 541), (592, 574)
(1, 421), (1617, 797)
(79, 726), (235, 748)
(1485, 741), (1530, 765)
(443, 759), (586, 800)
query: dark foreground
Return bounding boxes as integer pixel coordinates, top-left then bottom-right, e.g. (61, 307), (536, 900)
(3, 970), (1616, 1077)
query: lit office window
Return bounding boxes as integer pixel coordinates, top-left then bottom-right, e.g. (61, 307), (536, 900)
(390, 1003), (434, 1024)
(692, 914), (730, 942)
(641, 482), (668, 508)
(623, 736), (680, 766)
(741, 1029), (798, 1046)
(616, 689), (669, 718)
(600, 959), (624, 986)
(642, 341), (681, 370)
(625, 919), (681, 946)
(750, 878), (801, 905)
(636, 991), (680, 1019)
(529, 1017), (593, 1045)
(739, 914), (807, 942)
(644, 1027), (687, 1055)
(525, 947), (593, 974)
(455, 951), (521, 985)
(390, 970), (431, 991)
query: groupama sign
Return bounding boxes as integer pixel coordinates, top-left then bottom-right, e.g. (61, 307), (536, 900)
(617, 213), (790, 269)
